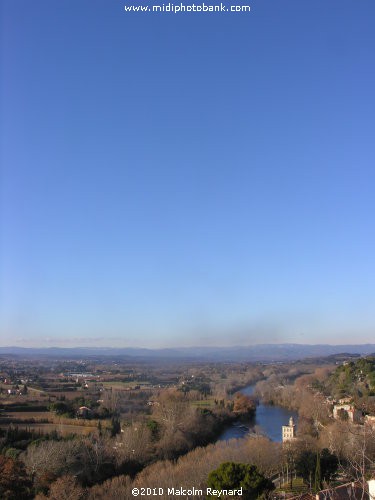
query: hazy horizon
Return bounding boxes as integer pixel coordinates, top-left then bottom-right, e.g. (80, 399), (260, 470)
(1, 0), (375, 348)
(1, 336), (375, 350)
(1, 342), (375, 349)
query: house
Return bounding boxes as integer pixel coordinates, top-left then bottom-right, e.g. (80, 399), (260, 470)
(289, 480), (375, 500)
(370, 480), (375, 500)
(365, 415), (375, 429)
(333, 404), (362, 423)
(76, 406), (93, 419)
(282, 416), (296, 442)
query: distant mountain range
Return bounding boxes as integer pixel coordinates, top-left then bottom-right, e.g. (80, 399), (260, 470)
(0, 344), (374, 362)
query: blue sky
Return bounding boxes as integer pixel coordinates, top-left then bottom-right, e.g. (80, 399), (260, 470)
(1, 0), (375, 347)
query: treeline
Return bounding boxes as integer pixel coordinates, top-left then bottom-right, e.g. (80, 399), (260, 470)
(88, 436), (280, 499)
(254, 357), (375, 411)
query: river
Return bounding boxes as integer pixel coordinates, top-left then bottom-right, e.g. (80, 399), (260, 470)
(218, 385), (298, 443)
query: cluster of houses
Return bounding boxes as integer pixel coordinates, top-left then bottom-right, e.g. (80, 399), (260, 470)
(281, 395), (375, 443)
(5, 387), (24, 396)
(1, 377), (29, 396)
(331, 397), (375, 428)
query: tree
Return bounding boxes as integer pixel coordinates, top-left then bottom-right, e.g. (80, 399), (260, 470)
(0, 454), (32, 499)
(22, 439), (83, 488)
(314, 450), (321, 493)
(113, 424), (152, 469)
(110, 416), (121, 437)
(320, 448), (338, 483)
(48, 401), (73, 417)
(207, 462), (274, 499)
(296, 448), (338, 490)
(337, 408), (349, 421)
(146, 419), (159, 440)
(295, 450), (316, 488)
(87, 475), (132, 499)
(48, 475), (86, 500)
(233, 394), (256, 415)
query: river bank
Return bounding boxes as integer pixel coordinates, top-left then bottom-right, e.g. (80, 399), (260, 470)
(217, 384), (298, 442)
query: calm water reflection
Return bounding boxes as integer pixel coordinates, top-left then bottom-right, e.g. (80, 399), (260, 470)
(218, 385), (298, 443)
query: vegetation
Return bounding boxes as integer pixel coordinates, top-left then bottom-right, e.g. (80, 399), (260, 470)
(327, 357), (375, 399)
(295, 448), (338, 487)
(1, 354), (375, 498)
(207, 462), (274, 499)
(0, 454), (33, 499)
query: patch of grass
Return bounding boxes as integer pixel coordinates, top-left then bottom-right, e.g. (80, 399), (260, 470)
(276, 477), (307, 494)
(191, 399), (215, 408)
(0, 422), (98, 436)
(102, 381), (151, 389)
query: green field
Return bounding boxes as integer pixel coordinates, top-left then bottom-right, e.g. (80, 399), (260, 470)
(101, 381), (152, 389)
(191, 398), (215, 408)
(0, 422), (98, 436)
(5, 411), (51, 420)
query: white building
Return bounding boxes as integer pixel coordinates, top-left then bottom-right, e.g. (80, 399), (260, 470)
(282, 416), (296, 442)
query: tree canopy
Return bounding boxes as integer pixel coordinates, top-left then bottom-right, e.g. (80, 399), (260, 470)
(207, 461), (274, 499)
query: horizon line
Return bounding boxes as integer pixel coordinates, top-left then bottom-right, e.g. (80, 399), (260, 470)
(1, 342), (375, 350)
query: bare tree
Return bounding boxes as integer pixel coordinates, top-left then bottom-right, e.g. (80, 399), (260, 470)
(113, 423), (153, 466)
(47, 475), (86, 500)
